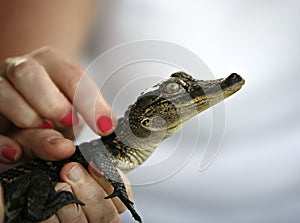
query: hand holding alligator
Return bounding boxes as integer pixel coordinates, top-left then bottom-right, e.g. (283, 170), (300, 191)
(0, 47), (117, 169)
(0, 47), (128, 222)
(0, 162), (131, 223)
(42, 162), (131, 223)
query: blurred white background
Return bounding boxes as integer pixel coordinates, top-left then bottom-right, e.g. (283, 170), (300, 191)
(79, 0), (300, 222)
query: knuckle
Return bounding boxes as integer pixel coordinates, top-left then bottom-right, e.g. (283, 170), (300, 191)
(113, 215), (121, 223)
(42, 98), (67, 118)
(100, 213), (121, 223)
(65, 66), (83, 93)
(64, 205), (86, 223)
(67, 62), (85, 75)
(0, 77), (11, 96)
(41, 214), (59, 223)
(117, 204), (127, 214)
(13, 116), (38, 128)
(0, 77), (41, 128)
(31, 46), (59, 58)
(83, 189), (102, 203)
(71, 214), (86, 223)
(5, 58), (43, 82)
(67, 77), (81, 97)
(57, 203), (86, 223)
(70, 214), (87, 223)
(9, 110), (40, 128)
(4, 56), (27, 74)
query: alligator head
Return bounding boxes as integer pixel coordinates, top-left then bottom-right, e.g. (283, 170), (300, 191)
(125, 72), (245, 139)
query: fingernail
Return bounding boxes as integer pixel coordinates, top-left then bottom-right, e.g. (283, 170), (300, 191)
(67, 165), (84, 182)
(97, 116), (113, 133)
(1, 147), (17, 162)
(60, 112), (79, 127)
(48, 137), (64, 144)
(40, 120), (54, 129)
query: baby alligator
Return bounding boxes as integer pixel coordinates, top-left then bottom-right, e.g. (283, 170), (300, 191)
(0, 72), (245, 223)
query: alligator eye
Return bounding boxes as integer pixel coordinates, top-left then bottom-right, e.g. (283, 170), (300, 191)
(141, 118), (150, 127)
(164, 82), (181, 94)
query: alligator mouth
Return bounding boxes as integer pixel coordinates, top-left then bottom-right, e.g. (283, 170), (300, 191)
(196, 73), (245, 99)
(177, 73), (245, 122)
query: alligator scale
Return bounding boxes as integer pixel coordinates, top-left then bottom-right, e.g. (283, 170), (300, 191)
(0, 72), (245, 222)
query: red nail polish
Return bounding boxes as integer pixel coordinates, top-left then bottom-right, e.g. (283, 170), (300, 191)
(40, 120), (54, 129)
(97, 116), (113, 133)
(60, 112), (79, 127)
(1, 147), (17, 162)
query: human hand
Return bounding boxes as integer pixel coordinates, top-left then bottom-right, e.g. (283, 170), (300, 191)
(0, 47), (117, 169)
(0, 47), (131, 222)
(0, 163), (132, 223)
(44, 163), (131, 223)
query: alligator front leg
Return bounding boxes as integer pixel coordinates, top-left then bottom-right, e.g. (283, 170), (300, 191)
(84, 142), (142, 223)
(2, 170), (84, 223)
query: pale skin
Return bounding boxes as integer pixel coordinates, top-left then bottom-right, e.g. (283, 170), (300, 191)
(0, 1), (131, 222)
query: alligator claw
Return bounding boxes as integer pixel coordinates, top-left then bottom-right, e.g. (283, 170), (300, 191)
(105, 190), (141, 222)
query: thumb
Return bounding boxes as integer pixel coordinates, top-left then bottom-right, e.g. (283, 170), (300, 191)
(12, 129), (76, 161)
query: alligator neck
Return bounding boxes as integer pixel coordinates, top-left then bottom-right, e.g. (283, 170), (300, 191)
(102, 115), (171, 172)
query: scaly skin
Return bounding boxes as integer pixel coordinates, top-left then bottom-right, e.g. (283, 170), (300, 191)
(0, 72), (245, 223)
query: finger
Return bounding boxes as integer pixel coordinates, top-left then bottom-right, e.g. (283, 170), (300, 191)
(0, 184), (5, 223)
(31, 47), (117, 136)
(54, 183), (87, 223)
(0, 73), (44, 128)
(55, 114), (85, 140)
(88, 165), (132, 214)
(60, 163), (121, 223)
(37, 214), (60, 223)
(0, 134), (22, 163)
(4, 57), (79, 129)
(12, 129), (75, 161)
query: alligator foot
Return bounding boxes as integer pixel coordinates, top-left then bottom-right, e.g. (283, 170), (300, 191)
(106, 182), (142, 223)
(2, 170), (85, 222)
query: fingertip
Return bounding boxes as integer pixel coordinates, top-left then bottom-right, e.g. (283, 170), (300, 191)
(44, 136), (76, 160)
(96, 114), (118, 136)
(96, 116), (114, 135)
(60, 162), (87, 183)
(60, 162), (77, 178)
(0, 135), (22, 163)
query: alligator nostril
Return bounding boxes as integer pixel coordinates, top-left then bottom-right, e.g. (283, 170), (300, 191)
(224, 73), (244, 86)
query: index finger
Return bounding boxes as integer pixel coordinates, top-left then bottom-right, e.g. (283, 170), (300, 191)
(30, 47), (117, 136)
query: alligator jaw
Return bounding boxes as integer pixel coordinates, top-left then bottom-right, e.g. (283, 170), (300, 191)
(167, 73), (245, 126)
